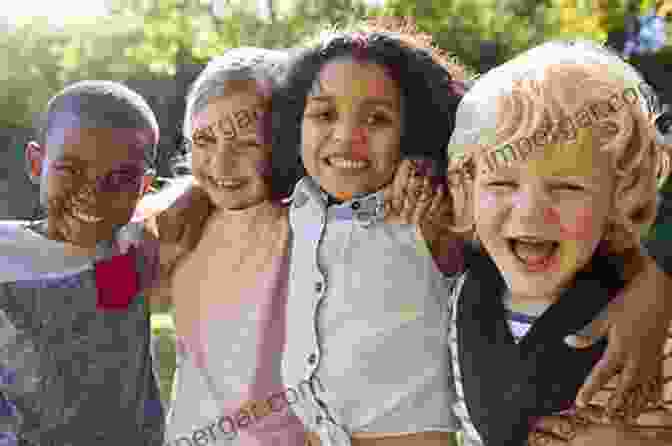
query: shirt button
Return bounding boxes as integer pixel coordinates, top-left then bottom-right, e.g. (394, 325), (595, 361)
(315, 282), (323, 293)
(308, 353), (317, 364)
(351, 201), (360, 210)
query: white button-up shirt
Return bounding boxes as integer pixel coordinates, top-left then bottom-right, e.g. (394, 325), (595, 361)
(283, 177), (460, 446)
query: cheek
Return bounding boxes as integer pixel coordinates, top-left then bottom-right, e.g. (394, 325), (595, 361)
(351, 127), (369, 158)
(474, 190), (505, 239)
(475, 190), (500, 220)
(369, 131), (400, 166)
(190, 151), (208, 173)
(545, 206), (604, 273)
(544, 206), (600, 243)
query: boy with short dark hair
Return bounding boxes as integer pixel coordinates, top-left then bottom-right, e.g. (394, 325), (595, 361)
(0, 80), (165, 445)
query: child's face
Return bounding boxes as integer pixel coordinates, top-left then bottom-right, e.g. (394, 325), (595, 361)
(42, 126), (153, 247)
(190, 85), (271, 210)
(473, 127), (615, 302)
(301, 58), (402, 200)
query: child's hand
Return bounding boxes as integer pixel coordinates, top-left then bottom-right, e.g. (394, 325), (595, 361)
(530, 408), (669, 446)
(383, 158), (448, 225)
(574, 254), (670, 422)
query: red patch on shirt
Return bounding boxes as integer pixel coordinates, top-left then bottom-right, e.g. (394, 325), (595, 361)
(95, 247), (139, 310)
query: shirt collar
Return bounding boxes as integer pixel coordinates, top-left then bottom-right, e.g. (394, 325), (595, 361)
(291, 176), (387, 227)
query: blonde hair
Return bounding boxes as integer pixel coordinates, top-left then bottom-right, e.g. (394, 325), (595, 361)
(446, 40), (672, 254)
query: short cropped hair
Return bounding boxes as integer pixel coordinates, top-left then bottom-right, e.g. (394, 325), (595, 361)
(270, 17), (469, 199)
(39, 80), (160, 170)
(446, 39), (672, 253)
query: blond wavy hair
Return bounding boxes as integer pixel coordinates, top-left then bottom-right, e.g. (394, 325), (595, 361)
(446, 40), (672, 254)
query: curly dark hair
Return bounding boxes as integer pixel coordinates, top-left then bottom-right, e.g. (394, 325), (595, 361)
(270, 17), (468, 199)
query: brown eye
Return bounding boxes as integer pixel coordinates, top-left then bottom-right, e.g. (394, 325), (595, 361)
(306, 108), (335, 122)
(54, 165), (80, 176)
(365, 113), (391, 126)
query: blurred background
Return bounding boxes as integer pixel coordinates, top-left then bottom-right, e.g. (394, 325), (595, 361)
(1, 0), (672, 411)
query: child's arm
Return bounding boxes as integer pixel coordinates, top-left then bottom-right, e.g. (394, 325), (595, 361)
(135, 178), (212, 309)
(530, 412), (672, 446)
(575, 249), (672, 419)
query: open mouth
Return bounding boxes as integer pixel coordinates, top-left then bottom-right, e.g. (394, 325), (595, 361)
(507, 237), (560, 272)
(206, 176), (246, 191)
(324, 156), (370, 171)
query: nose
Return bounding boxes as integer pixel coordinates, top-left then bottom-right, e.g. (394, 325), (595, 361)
(333, 115), (366, 144)
(208, 144), (238, 176)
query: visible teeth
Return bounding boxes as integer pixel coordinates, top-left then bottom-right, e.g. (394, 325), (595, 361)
(512, 239), (557, 265)
(70, 208), (103, 223)
(328, 157), (369, 169)
(210, 178), (242, 188)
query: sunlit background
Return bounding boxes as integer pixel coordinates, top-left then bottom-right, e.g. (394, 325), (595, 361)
(2, 0), (387, 25)
(2, 0), (107, 25)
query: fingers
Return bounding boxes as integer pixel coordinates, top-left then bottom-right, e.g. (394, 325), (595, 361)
(410, 177), (433, 225)
(532, 415), (577, 441)
(575, 350), (624, 408)
(528, 432), (568, 446)
(572, 403), (610, 424)
(607, 364), (664, 422)
(427, 184), (444, 221)
(400, 175), (420, 223)
(528, 427), (570, 446)
(381, 182), (395, 217)
(391, 159), (415, 214)
(607, 360), (639, 420)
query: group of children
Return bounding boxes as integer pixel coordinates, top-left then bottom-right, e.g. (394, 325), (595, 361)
(1, 15), (672, 446)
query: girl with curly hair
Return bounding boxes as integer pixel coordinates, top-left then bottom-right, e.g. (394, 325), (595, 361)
(268, 17), (469, 446)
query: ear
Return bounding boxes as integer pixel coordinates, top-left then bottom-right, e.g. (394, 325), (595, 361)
(24, 141), (44, 185)
(609, 168), (658, 252)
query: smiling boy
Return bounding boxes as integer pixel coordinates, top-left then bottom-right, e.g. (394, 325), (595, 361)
(0, 81), (164, 445)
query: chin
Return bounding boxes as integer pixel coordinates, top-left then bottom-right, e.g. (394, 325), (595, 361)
(210, 195), (260, 211)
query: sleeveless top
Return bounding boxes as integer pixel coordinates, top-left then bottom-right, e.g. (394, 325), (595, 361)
(447, 243), (626, 446)
(164, 205), (306, 446)
(282, 176), (461, 446)
(0, 219), (164, 446)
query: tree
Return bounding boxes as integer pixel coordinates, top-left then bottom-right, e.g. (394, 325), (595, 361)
(382, 0), (558, 73)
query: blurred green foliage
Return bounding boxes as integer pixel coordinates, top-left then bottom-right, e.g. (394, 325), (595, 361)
(3, 0), (670, 131)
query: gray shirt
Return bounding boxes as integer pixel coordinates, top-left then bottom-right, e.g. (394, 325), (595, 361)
(0, 220), (164, 446)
